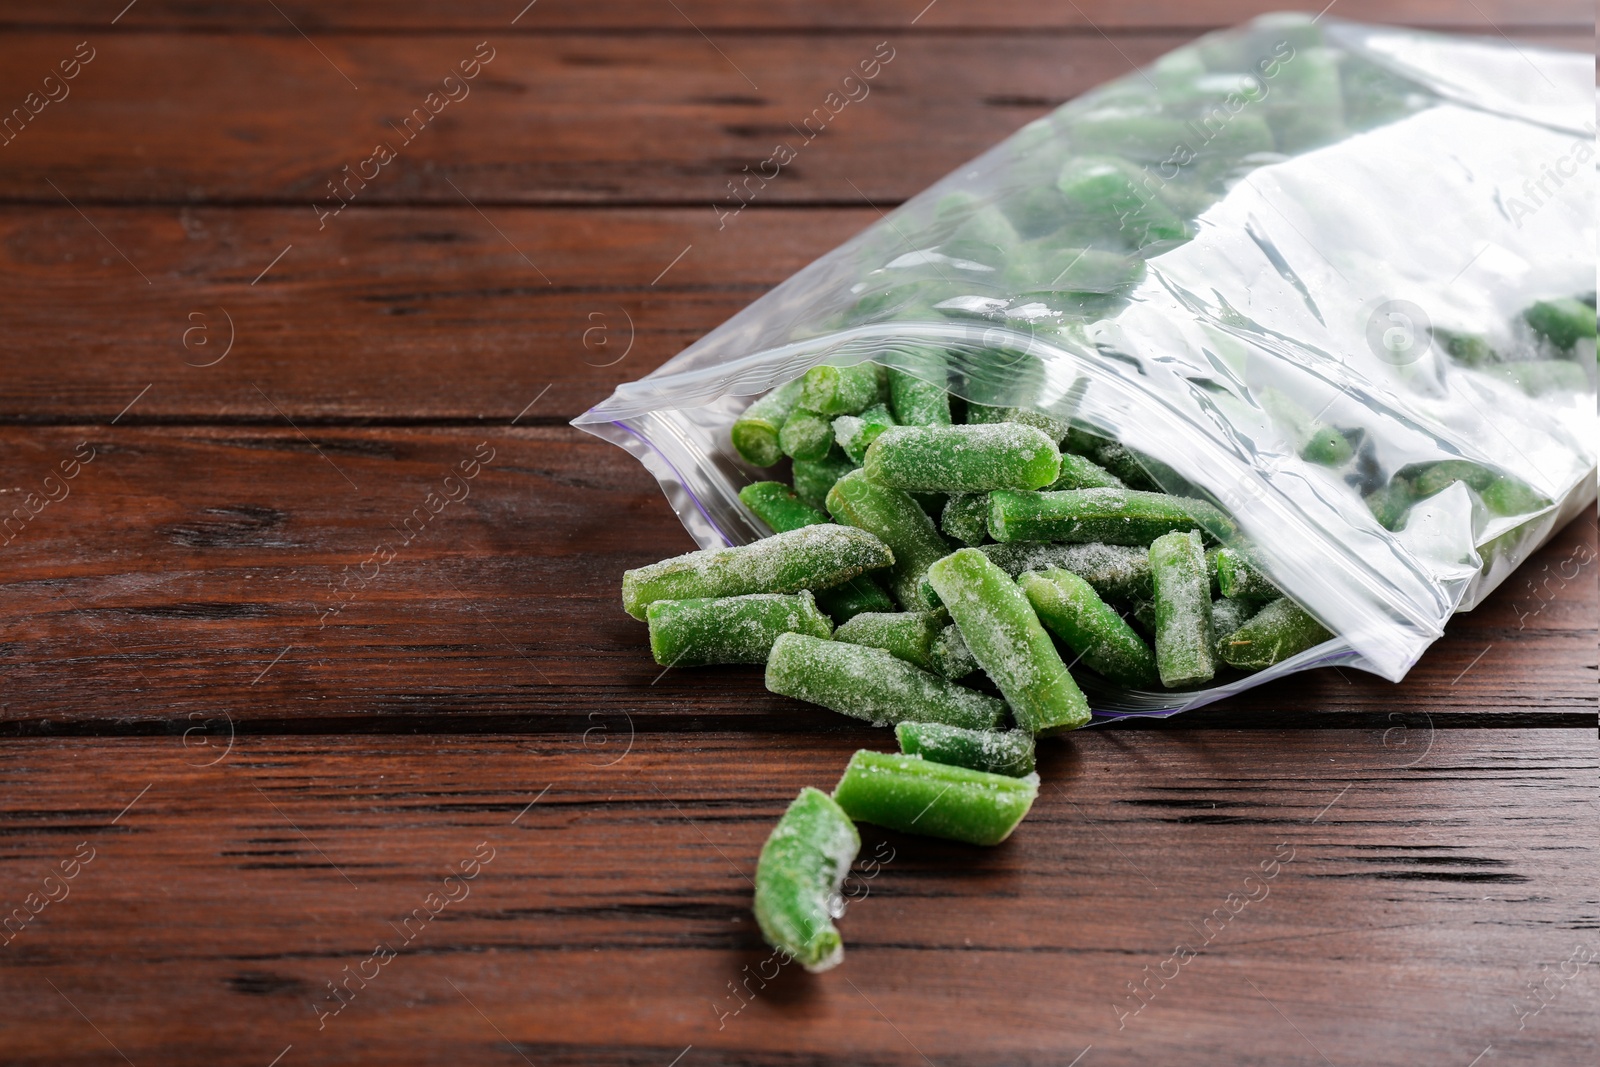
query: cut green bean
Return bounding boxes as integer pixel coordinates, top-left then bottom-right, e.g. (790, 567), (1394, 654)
(1064, 429), (1160, 491)
(965, 403), (1072, 445)
(814, 576), (896, 624)
(1149, 530), (1216, 687)
(833, 402), (897, 464)
(894, 721), (1036, 777)
(1019, 568), (1158, 688)
(1056, 156), (1187, 247)
(972, 541), (1152, 602)
(1301, 426), (1354, 467)
(622, 524), (893, 620)
(1049, 452), (1125, 491)
(832, 749), (1039, 846)
(792, 448), (857, 510)
(941, 493), (992, 546)
(1212, 547), (1279, 600)
(833, 611), (945, 673)
(864, 424), (1061, 493)
(927, 548), (1090, 734)
(1209, 597), (1259, 656)
(779, 408), (835, 461)
(740, 481), (827, 533)
(930, 622), (979, 679)
(1217, 597), (1332, 669)
(647, 591), (832, 667)
(1523, 297), (1596, 351)
(886, 366), (952, 426)
(800, 364), (882, 417)
(732, 380), (805, 468)
(753, 787), (860, 972)
(765, 633), (1006, 730)
(988, 488), (1205, 545)
(826, 469), (950, 610)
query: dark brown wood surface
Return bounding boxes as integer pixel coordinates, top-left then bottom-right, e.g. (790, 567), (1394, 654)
(1, 3), (1593, 1065)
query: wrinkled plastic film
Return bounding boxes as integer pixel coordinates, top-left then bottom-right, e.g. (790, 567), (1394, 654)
(576, 16), (1595, 715)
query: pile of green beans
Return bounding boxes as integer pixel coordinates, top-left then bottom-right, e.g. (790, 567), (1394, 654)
(619, 360), (1359, 969)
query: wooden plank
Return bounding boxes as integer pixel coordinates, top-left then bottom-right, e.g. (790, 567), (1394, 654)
(5, 0), (1589, 32)
(0, 729), (1590, 1065)
(0, 31), (1584, 207)
(0, 426), (1591, 731)
(0, 206), (871, 423)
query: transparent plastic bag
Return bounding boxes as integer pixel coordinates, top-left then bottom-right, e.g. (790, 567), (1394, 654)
(574, 14), (1595, 718)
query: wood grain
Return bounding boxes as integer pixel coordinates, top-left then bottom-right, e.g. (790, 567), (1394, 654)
(0, 30), (1585, 207)
(0, 206), (873, 423)
(5, 0), (1589, 31)
(0, 425), (1591, 732)
(0, 729), (1591, 1066)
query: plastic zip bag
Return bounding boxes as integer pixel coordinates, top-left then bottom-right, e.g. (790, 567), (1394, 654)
(575, 14), (1595, 718)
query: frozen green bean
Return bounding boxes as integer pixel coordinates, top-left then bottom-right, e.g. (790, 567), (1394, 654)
(621, 524), (893, 619)
(1209, 597), (1259, 652)
(894, 721), (1035, 777)
(826, 469), (950, 610)
(864, 424), (1061, 493)
(765, 633), (1006, 730)
(1049, 452), (1125, 491)
(833, 402), (897, 464)
(973, 541), (1152, 602)
(930, 622), (979, 679)
(941, 493), (992, 546)
(1056, 156), (1187, 248)
(1019, 568), (1158, 688)
(753, 787), (860, 972)
(832, 749), (1039, 846)
(814, 576), (896, 624)
(740, 481), (827, 533)
(886, 367), (952, 426)
(1064, 428), (1160, 491)
(965, 403), (1072, 445)
(1523, 297), (1596, 351)
(732, 380), (805, 468)
(1212, 547), (1279, 600)
(988, 488), (1206, 545)
(1149, 530), (1216, 687)
(927, 548), (1091, 734)
(1301, 426), (1354, 467)
(792, 448), (857, 510)
(647, 591), (832, 667)
(833, 611), (945, 673)
(800, 364), (882, 417)
(779, 408), (835, 461)
(1217, 597), (1332, 670)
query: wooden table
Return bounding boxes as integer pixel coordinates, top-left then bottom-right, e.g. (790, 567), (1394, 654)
(1, 3), (1593, 1064)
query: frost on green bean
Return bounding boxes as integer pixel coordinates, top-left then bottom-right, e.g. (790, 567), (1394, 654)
(895, 721), (1036, 778)
(1020, 568), (1158, 689)
(647, 590), (833, 667)
(927, 548), (1090, 734)
(621, 523), (893, 619)
(1217, 597), (1332, 670)
(753, 787), (861, 973)
(792, 448), (858, 510)
(814, 576), (896, 624)
(941, 493), (992, 546)
(765, 632), (1007, 730)
(831, 749), (1039, 846)
(989, 488), (1208, 546)
(731, 379), (805, 468)
(740, 481), (828, 534)
(1149, 530), (1216, 687)
(800, 364), (882, 417)
(832, 611), (946, 673)
(826, 469), (950, 611)
(886, 365), (953, 426)
(834, 402), (897, 464)
(779, 408), (835, 461)
(864, 423), (1061, 493)
(1212, 546), (1279, 600)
